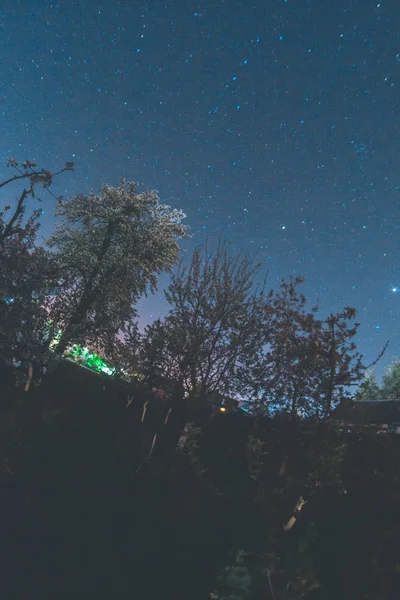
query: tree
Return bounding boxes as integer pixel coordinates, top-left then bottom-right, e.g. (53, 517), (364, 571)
(101, 321), (141, 378)
(139, 240), (271, 408)
(355, 368), (382, 401)
(0, 158), (73, 368)
(46, 180), (188, 356)
(380, 360), (400, 400)
(312, 308), (365, 416)
(243, 277), (322, 416)
(245, 284), (366, 418)
(140, 244), (368, 418)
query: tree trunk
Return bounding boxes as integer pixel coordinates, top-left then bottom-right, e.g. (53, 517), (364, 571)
(53, 294), (93, 355)
(53, 221), (115, 355)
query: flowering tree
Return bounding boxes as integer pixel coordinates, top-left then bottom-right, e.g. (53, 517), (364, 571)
(46, 180), (188, 356)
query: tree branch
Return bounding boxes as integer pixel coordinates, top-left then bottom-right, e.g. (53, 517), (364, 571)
(0, 188), (30, 243)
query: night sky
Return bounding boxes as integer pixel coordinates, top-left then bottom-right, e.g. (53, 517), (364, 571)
(1, 0), (399, 378)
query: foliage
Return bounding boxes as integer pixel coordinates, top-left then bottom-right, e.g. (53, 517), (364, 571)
(102, 320), (141, 378)
(46, 180), (188, 355)
(355, 360), (400, 402)
(0, 158), (73, 368)
(206, 417), (347, 599)
(380, 360), (400, 400)
(310, 307), (365, 416)
(355, 368), (382, 401)
(139, 239), (271, 409)
(247, 284), (366, 417)
(243, 278), (321, 416)
(177, 421), (207, 482)
(211, 550), (253, 600)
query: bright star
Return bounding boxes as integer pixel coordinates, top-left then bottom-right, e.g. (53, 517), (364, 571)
(392, 287), (398, 292)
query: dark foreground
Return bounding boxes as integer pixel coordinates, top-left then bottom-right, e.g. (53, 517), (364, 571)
(1, 361), (400, 599)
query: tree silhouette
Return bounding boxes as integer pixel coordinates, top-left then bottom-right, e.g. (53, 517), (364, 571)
(0, 158), (73, 368)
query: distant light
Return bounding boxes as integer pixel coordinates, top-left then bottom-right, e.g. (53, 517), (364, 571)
(219, 407), (226, 412)
(392, 287), (398, 293)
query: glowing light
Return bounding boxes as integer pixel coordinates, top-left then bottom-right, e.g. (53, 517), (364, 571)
(392, 287), (398, 293)
(66, 344), (116, 376)
(219, 407), (226, 412)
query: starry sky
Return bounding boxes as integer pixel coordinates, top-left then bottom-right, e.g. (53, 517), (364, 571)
(1, 0), (399, 378)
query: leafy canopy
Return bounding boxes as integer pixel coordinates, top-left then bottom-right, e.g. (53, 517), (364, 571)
(46, 180), (188, 354)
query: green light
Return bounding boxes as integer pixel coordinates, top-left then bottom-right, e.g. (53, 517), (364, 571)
(46, 322), (116, 376)
(67, 343), (116, 376)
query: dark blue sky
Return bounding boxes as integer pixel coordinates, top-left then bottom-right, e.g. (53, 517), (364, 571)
(1, 0), (399, 378)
